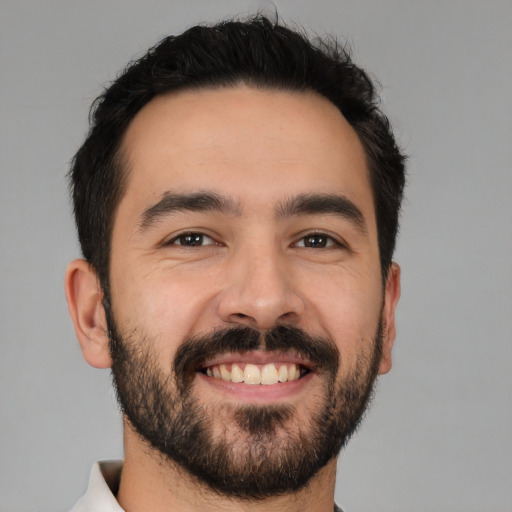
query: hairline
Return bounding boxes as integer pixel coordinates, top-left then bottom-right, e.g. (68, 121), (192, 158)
(101, 82), (386, 293)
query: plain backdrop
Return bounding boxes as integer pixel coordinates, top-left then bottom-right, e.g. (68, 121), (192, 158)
(1, 1), (511, 511)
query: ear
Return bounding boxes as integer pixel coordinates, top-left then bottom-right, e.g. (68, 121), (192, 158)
(378, 262), (401, 375)
(65, 259), (112, 369)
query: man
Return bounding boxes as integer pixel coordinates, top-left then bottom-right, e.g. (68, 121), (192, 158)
(65, 15), (405, 512)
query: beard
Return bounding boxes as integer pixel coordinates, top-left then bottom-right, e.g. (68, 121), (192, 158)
(106, 303), (383, 500)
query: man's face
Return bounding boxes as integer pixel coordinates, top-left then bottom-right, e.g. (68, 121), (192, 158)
(106, 86), (399, 497)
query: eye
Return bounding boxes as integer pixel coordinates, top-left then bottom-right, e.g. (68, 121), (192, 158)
(168, 232), (216, 247)
(295, 233), (339, 248)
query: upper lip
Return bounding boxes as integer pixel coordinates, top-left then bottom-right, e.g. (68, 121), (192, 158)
(200, 350), (312, 370)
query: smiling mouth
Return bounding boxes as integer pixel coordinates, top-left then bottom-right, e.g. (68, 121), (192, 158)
(200, 362), (310, 385)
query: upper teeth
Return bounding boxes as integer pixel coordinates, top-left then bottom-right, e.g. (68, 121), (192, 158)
(205, 363), (302, 385)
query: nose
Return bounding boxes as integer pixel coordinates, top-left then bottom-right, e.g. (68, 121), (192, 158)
(217, 244), (305, 330)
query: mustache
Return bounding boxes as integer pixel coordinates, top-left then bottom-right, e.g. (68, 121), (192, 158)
(173, 324), (340, 385)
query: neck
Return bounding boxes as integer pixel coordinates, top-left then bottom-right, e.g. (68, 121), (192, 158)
(117, 427), (337, 512)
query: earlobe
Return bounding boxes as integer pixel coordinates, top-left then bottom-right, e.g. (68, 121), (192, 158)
(378, 262), (401, 375)
(65, 259), (112, 369)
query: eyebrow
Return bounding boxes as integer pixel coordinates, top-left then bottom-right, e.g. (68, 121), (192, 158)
(138, 191), (367, 235)
(138, 191), (241, 231)
(276, 193), (367, 233)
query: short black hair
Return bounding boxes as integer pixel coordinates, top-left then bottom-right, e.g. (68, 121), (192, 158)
(69, 15), (406, 291)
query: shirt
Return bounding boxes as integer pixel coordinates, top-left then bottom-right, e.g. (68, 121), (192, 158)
(70, 461), (123, 512)
(70, 461), (344, 512)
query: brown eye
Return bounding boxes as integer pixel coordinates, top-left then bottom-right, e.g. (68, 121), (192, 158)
(171, 233), (214, 246)
(297, 234), (335, 248)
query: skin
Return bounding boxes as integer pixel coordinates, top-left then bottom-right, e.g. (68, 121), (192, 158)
(65, 86), (400, 512)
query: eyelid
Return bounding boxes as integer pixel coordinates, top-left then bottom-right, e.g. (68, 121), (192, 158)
(293, 231), (348, 249)
(163, 230), (219, 247)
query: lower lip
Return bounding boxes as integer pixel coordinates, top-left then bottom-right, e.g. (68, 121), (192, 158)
(196, 372), (314, 403)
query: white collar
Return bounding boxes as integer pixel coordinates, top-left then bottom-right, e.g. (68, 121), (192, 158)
(70, 460), (344, 512)
(70, 461), (124, 512)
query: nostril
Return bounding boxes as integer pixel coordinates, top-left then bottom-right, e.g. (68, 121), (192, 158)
(276, 311), (301, 325)
(224, 312), (258, 327)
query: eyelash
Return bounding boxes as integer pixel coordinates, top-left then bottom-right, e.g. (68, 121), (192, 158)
(293, 232), (344, 249)
(165, 231), (346, 250)
(166, 232), (217, 247)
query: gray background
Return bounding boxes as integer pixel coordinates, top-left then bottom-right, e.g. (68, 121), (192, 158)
(1, 1), (511, 511)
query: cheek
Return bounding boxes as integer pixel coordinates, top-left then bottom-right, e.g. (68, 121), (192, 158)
(113, 265), (219, 346)
(304, 269), (382, 366)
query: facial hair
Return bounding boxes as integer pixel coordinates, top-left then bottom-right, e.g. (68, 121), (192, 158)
(106, 305), (383, 500)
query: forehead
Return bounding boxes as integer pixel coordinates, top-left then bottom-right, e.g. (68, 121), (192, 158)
(117, 85), (374, 227)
